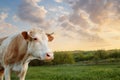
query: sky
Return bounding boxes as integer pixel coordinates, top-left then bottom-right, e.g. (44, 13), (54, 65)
(0, 0), (120, 51)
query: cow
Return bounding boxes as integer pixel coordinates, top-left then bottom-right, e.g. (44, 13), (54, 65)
(0, 28), (54, 80)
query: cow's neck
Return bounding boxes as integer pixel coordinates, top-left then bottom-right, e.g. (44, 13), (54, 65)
(22, 53), (37, 65)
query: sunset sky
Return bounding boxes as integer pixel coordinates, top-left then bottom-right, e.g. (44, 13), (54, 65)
(0, 0), (120, 51)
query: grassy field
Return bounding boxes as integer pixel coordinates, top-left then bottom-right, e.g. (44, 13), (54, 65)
(12, 64), (120, 80)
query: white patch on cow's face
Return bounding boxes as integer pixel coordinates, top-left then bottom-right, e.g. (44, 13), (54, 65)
(27, 29), (54, 60)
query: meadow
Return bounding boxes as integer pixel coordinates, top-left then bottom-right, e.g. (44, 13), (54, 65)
(11, 50), (120, 80)
(12, 64), (120, 80)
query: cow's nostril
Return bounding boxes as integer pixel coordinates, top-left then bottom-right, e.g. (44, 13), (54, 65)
(46, 54), (50, 57)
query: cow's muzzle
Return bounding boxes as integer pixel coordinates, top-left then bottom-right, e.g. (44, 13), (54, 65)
(45, 52), (54, 60)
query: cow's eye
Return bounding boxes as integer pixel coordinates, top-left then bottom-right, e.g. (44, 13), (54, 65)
(34, 38), (38, 41)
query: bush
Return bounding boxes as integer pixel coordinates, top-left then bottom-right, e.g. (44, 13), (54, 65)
(52, 52), (75, 65)
(108, 50), (120, 58)
(74, 51), (94, 62)
(74, 52), (85, 61)
(93, 50), (107, 59)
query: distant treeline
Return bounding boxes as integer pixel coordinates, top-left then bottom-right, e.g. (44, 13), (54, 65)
(30, 49), (120, 66)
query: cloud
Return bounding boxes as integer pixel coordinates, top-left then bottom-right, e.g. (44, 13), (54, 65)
(49, 6), (64, 12)
(31, 19), (56, 31)
(48, 6), (69, 17)
(0, 22), (18, 37)
(56, 0), (120, 43)
(58, 16), (104, 42)
(64, 0), (120, 25)
(0, 12), (8, 22)
(18, 0), (47, 24)
(13, 15), (20, 22)
(57, 12), (103, 42)
(58, 15), (68, 22)
(0, 12), (18, 37)
(17, 0), (57, 30)
(54, 0), (63, 3)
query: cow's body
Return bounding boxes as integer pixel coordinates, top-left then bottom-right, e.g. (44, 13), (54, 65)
(0, 28), (54, 80)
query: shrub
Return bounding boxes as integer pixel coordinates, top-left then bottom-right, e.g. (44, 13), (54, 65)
(74, 52), (85, 61)
(108, 50), (120, 58)
(74, 51), (94, 62)
(93, 50), (107, 59)
(52, 52), (75, 65)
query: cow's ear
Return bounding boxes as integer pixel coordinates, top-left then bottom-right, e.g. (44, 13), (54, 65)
(46, 33), (54, 42)
(21, 31), (29, 40)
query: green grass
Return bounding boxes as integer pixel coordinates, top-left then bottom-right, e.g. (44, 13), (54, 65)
(12, 64), (120, 80)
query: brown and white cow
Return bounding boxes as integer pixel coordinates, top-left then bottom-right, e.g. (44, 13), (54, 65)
(0, 28), (54, 80)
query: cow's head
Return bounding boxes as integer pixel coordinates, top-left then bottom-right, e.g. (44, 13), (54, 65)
(21, 28), (54, 60)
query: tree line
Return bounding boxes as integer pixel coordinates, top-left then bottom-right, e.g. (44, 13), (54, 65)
(30, 49), (120, 66)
